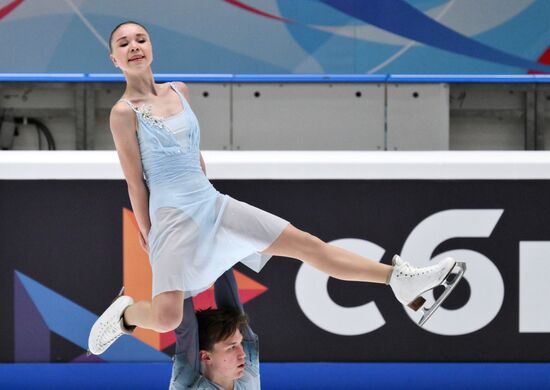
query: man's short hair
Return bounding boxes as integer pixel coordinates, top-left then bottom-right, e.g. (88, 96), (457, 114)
(196, 308), (248, 352)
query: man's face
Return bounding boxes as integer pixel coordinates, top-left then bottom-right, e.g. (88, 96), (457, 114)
(202, 329), (246, 381)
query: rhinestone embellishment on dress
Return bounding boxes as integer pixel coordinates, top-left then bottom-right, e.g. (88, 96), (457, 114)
(137, 104), (172, 133)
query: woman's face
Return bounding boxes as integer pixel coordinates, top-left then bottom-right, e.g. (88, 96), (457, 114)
(110, 23), (153, 73)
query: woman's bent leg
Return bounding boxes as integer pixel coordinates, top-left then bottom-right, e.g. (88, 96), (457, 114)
(88, 290), (184, 355)
(124, 290), (184, 333)
(263, 224), (392, 284)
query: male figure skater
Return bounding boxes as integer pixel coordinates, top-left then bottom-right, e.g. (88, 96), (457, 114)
(170, 269), (259, 389)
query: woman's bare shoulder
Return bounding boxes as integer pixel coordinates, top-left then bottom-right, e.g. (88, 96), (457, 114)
(172, 81), (190, 100)
(111, 99), (135, 117)
(110, 100), (137, 132)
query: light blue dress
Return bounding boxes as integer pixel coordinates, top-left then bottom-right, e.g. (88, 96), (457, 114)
(120, 82), (288, 298)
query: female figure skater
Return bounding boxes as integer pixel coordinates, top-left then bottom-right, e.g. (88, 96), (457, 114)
(88, 21), (465, 355)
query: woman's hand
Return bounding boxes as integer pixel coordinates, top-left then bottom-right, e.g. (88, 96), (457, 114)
(138, 230), (149, 253)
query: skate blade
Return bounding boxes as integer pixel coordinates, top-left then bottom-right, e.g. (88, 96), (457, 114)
(110, 286), (125, 304)
(418, 262), (467, 327)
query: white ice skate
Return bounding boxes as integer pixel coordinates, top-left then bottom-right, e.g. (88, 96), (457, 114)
(389, 255), (466, 326)
(87, 287), (135, 355)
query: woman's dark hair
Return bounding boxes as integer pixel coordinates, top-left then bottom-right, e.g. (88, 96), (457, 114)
(109, 21), (149, 52)
(196, 308), (248, 352)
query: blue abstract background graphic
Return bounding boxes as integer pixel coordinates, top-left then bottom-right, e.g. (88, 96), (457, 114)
(14, 271), (170, 362)
(1, 0), (549, 74)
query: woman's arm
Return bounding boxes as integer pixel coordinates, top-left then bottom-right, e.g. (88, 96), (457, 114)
(110, 102), (151, 246)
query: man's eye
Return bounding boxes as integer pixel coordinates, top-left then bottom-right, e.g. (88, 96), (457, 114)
(120, 43), (128, 47)
(138, 40), (146, 43)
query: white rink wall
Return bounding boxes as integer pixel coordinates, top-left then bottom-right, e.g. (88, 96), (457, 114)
(2, 151), (550, 180)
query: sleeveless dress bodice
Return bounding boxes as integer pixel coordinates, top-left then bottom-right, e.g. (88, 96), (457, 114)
(129, 85), (216, 212)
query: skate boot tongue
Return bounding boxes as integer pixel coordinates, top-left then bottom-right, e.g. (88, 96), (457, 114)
(392, 255), (405, 267)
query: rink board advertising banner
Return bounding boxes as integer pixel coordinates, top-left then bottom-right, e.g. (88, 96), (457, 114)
(2, 178), (550, 363)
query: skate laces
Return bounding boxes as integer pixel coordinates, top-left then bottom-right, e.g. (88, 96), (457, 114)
(395, 261), (440, 279)
(96, 316), (124, 349)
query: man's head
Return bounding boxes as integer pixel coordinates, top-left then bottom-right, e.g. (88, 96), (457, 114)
(197, 308), (249, 382)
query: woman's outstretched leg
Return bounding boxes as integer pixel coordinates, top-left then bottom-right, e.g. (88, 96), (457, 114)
(88, 290), (183, 355)
(263, 224), (393, 283)
(263, 224), (462, 317)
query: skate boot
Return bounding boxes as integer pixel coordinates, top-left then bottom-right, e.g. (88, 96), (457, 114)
(88, 287), (135, 355)
(388, 255), (466, 326)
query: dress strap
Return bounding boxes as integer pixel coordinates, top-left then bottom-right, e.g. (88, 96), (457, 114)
(118, 98), (139, 112)
(168, 82), (190, 107)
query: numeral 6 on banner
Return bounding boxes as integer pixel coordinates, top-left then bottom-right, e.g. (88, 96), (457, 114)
(296, 209), (506, 336)
(400, 209), (504, 335)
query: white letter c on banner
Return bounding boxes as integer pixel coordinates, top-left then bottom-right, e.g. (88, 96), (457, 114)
(295, 238), (386, 336)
